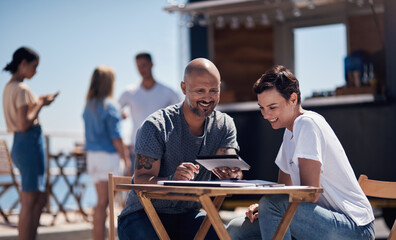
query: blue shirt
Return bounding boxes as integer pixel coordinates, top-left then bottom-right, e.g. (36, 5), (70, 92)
(83, 98), (122, 153)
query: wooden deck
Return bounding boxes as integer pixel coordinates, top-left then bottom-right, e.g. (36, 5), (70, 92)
(0, 207), (390, 240)
(0, 211), (93, 240)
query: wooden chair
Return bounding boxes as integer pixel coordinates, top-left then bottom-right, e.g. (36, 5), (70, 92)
(108, 172), (133, 240)
(358, 174), (396, 240)
(0, 139), (21, 224)
(46, 152), (89, 225)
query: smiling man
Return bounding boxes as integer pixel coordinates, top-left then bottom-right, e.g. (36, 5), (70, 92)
(117, 58), (241, 240)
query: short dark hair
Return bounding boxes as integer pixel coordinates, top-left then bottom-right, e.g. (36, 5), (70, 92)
(253, 65), (301, 104)
(3, 47), (39, 74)
(135, 52), (152, 62)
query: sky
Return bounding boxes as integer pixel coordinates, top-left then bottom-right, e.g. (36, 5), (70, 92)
(0, 0), (347, 152)
(0, 0), (186, 149)
(295, 23), (346, 99)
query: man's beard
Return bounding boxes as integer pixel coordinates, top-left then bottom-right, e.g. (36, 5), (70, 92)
(187, 98), (216, 118)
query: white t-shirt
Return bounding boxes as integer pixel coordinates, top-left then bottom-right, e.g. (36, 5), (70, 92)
(118, 82), (180, 145)
(275, 111), (374, 226)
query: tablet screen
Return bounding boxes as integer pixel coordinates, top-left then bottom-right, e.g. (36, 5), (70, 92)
(195, 155), (250, 171)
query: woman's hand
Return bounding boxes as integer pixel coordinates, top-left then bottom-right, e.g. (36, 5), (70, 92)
(17, 92), (58, 132)
(39, 94), (57, 106)
(212, 167), (241, 180)
(245, 203), (259, 223)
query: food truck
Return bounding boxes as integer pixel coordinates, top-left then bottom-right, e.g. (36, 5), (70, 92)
(166, 0), (396, 227)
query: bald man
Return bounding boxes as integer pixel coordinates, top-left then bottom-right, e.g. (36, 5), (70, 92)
(118, 58), (241, 239)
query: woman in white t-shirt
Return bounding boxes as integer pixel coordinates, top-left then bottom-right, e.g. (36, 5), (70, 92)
(227, 65), (375, 240)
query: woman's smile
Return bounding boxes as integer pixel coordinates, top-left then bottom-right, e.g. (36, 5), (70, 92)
(268, 118), (278, 123)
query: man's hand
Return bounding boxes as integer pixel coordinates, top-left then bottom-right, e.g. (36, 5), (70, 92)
(245, 203), (259, 223)
(172, 162), (200, 181)
(213, 148), (241, 179)
(212, 167), (241, 180)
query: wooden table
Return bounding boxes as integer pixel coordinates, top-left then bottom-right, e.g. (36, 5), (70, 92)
(117, 183), (323, 240)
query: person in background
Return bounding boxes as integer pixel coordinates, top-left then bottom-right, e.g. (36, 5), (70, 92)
(83, 66), (131, 240)
(118, 52), (180, 174)
(117, 58), (241, 240)
(2, 47), (58, 240)
(226, 65), (375, 240)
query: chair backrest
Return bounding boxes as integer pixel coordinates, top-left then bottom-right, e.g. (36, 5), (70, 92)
(358, 174), (396, 240)
(108, 172), (133, 240)
(0, 139), (20, 224)
(0, 139), (19, 187)
(0, 140), (14, 175)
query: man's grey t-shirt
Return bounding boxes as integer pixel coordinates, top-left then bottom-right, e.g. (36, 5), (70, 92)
(119, 103), (239, 217)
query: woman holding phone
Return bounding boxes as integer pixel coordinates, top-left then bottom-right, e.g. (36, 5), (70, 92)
(2, 47), (58, 240)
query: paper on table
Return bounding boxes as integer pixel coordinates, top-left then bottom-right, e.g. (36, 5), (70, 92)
(157, 180), (257, 188)
(195, 155), (250, 171)
(157, 179), (283, 188)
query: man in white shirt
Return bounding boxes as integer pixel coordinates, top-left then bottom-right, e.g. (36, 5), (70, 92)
(119, 53), (180, 173)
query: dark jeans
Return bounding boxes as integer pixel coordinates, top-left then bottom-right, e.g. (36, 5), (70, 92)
(11, 125), (46, 192)
(118, 209), (219, 240)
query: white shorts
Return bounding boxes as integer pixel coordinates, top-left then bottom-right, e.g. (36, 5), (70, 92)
(86, 151), (124, 184)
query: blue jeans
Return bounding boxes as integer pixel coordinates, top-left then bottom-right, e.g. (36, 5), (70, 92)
(227, 195), (375, 240)
(118, 209), (219, 240)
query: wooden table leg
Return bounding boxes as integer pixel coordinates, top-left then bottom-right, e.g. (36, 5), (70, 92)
(272, 202), (300, 240)
(194, 195), (226, 240)
(199, 195), (231, 240)
(137, 191), (170, 240)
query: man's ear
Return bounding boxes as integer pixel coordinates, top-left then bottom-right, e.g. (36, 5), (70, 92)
(181, 81), (186, 95)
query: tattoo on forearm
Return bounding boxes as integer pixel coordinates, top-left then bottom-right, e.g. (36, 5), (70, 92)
(136, 154), (158, 170)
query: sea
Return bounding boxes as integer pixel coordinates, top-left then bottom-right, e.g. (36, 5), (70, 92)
(0, 132), (97, 212)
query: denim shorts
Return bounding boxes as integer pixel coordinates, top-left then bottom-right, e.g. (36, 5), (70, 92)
(11, 125), (46, 192)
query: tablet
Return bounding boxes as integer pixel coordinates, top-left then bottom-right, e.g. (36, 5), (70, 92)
(195, 155), (250, 171)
